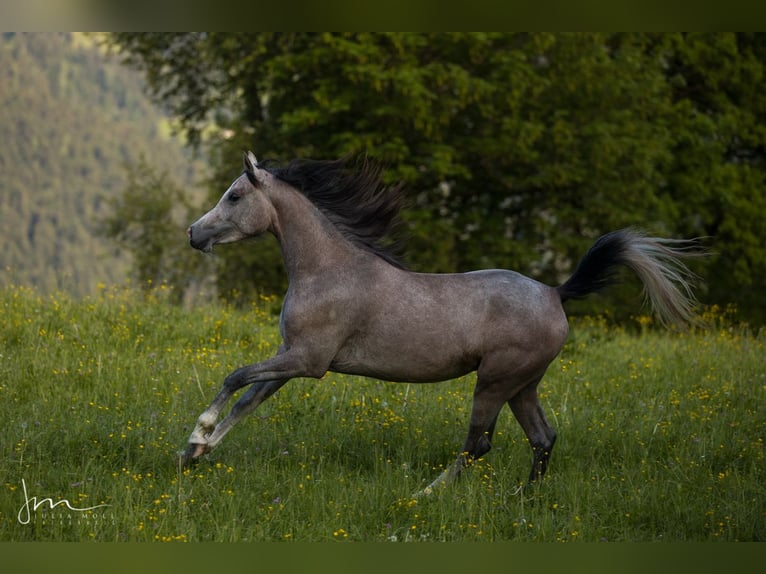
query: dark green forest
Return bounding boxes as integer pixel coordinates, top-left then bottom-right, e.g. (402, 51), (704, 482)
(3, 33), (766, 325)
(108, 33), (766, 324)
(0, 32), (206, 297)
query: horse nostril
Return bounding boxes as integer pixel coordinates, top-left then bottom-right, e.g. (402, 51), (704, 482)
(187, 227), (193, 240)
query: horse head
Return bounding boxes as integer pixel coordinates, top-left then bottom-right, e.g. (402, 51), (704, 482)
(188, 151), (276, 252)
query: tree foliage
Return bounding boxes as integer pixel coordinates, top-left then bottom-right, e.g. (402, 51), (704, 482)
(110, 32), (766, 323)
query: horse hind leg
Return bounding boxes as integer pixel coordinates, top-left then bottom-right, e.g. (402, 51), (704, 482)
(508, 381), (557, 485)
(416, 385), (505, 497)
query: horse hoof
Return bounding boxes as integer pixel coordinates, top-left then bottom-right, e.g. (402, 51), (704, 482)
(413, 486), (434, 498)
(179, 443), (207, 467)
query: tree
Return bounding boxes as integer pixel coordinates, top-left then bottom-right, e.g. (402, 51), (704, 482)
(660, 33), (766, 321)
(108, 33), (766, 324)
(102, 158), (212, 302)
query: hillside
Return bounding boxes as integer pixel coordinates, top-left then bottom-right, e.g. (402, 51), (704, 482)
(0, 32), (206, 297)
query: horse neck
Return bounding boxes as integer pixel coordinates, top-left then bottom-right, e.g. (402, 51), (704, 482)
(266, 186), (354, 281)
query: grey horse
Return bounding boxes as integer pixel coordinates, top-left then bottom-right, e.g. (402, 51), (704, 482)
(183, 151), (701, 493)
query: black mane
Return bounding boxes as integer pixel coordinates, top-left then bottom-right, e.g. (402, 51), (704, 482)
(261, 155), (406, 268)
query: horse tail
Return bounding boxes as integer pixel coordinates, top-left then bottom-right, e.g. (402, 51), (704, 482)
(556, 228), (703, 326)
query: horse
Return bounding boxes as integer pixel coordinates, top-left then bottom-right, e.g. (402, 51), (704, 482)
(182, 151), (701, 494)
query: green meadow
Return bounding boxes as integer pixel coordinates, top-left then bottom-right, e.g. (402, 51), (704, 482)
(0, 284), (763, 542)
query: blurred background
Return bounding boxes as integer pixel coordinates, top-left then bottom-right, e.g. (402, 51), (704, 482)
(2, 32), (764, 324)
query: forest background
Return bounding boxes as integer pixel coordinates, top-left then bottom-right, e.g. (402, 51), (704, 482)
(2, 32), (765, 325)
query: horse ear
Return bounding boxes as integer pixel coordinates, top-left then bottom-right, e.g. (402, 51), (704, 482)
(243, 151), (263, 187)
(243, 150), (259, 172)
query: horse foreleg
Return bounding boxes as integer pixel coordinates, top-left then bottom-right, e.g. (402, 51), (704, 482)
(181, 347), (319, 465)
(184, 385), (237, 460)
(181, 379), (287, 464)
(204, 379), (287, 452)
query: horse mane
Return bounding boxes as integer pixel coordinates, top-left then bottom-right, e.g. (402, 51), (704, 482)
(262, 155), (407, 269)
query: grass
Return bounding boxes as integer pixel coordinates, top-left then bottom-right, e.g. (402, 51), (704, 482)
(0, 283), (763, 542)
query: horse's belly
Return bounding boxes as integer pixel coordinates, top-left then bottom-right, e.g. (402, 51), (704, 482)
(329, 359), (477, 383)
(329, 333), (479, 383)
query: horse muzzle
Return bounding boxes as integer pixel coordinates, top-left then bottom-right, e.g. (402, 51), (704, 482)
(188, 225), (214, 253)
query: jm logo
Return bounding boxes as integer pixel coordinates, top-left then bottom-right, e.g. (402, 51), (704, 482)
(17, 478), (109, 525)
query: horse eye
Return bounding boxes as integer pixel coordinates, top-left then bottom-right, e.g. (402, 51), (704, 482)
(228, 192), (241, 203)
